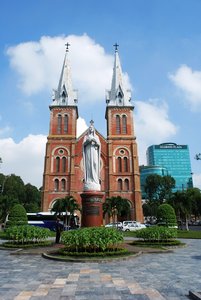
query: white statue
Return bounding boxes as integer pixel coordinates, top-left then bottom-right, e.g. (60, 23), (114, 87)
(83, 121), (101, 191)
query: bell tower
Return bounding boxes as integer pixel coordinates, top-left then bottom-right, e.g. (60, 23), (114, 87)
(105, 45), (143, 222)
(42, 44), (78, 211)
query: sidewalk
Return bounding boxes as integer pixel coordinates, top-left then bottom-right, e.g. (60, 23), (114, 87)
(0, 239), (200, 299)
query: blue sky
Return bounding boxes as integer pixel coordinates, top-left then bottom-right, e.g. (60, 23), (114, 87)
(0, 0), (201, 188)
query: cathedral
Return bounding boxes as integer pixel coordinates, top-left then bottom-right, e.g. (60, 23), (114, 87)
(41, 44), (143, 223)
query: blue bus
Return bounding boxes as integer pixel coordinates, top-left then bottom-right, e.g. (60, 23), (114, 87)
(27, 212), (79, 231)
(5, 212), (79, 231)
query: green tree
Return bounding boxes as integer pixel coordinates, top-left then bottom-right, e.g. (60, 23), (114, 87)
(0, 195), (18, 223)
(24, 183), (41, 212)
(103, 196), (131, 224)
(157, 203), (177, 227)
(160, 176), (175, 201)
(144, 174), (161, 201)
(142, 199), (160, 224)
(144, 174), (175, 203)
(186, 188), (201, 220)
(51, 196), (80, 230)
(0, 173), (41, 222)
(2, 174), (26, 204)
(6, 204), (28, 227)
(169, 191), (192, 230)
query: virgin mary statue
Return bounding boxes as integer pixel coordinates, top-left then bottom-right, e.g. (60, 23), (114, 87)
(83, 121), (101, 191)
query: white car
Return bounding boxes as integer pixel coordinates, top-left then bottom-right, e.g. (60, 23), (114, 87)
(122, 222), (146, 232)
(105, 222), (123, 229)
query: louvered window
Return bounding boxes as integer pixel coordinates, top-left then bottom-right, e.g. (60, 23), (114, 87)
(64, 115), (68, 134)
(54, 179), (59, 192)
(117, 178), (123, 191)
(116, 115), (121, 134)
(122, 115), (127, 134)
(56, 157), (60, 172)
(57, 114), (62, 134)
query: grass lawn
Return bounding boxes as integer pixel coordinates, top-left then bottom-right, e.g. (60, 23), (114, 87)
(177, 230), (201, 239)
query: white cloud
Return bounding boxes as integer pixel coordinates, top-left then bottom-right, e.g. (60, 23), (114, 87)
(6, 34), (131, 103)
(169, 65), (201, 110)
(193, 173), (201, 190)
(135, 99), (178, 164)
(0, 117), (88, 188)
(0, 135), (47, 188)
(77, 117), (88, 137)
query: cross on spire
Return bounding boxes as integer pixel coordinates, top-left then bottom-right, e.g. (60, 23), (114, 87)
(90, 120), (94, 126)
(113, 43), (119, 52)
(65, 42), (70, 52)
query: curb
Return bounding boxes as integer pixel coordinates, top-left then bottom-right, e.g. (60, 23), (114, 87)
(42, 250), (142, 263)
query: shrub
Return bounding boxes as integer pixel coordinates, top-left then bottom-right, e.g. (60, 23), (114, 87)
(61, 227), (123, 253)
(5, 225), (51, 244)
(6, 204), (28, 227)
(157, 204), (177, 227)
(135, 226), (177, 242)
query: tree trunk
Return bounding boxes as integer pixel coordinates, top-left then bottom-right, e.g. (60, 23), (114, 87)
(185, 216), (189, 231)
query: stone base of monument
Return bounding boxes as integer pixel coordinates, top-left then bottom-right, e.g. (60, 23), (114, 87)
(81, 191), (104, 227)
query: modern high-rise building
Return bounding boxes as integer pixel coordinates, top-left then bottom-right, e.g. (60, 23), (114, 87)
(146, 143), (193, 191)
(41, 45), (144, 223)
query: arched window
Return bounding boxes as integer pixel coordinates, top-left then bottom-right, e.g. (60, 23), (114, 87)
(56, 157), (60, 172)
(116, 115), (121, 134)
(57, 114), (62, 134)
(61, 179), (66, 191)
(54, 179), (59, 192)
(64, 115), (68, 134)
(117, 178), (123, 191)
(117, 157), (122, 172)
(124, 179), (129, 191)
(62, 157), (67, 173)
(122, 115), (127, 134)
(123, 157), (128, 172)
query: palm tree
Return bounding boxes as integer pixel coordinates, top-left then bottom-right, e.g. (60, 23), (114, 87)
(103, 196), (130, 225)
(51, 196), (80, 230)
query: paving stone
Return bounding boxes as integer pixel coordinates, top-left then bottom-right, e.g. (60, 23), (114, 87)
(0, 239), (201, 299)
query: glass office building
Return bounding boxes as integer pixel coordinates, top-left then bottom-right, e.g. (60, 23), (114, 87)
(146, 143), (193, 192)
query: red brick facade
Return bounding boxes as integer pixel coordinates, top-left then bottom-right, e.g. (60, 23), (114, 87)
(41, 50), (144, 223)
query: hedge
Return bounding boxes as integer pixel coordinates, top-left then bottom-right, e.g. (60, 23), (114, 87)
(157, 204), (177, 227)
(61, 227), (123, 253)
(5, 225), (51, 244)
(135, 226), (177, 242)
(6, 204), (28, 227)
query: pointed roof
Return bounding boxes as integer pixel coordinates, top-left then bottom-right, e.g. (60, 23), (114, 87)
(50, 44), (78, 107)
(106, 45), (132, 107)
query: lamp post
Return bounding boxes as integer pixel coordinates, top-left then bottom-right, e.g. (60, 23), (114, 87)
(195, 153), (201, 160)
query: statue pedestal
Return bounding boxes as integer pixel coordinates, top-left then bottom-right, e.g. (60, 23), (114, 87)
(81, 191), (104, 227)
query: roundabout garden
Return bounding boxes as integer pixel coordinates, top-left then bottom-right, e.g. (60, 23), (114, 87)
(0, 224), (184, 261)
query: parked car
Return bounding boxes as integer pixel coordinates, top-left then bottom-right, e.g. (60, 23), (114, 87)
(122, 221), (146, 232)
(105, 222), (123, 229)
(122, 221), (137, 227)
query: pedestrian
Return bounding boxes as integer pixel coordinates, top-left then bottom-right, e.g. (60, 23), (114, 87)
(55, 218), (62, 243)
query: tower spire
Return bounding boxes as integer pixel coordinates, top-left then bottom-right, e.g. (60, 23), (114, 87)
(51, 43), (78, 106)
(106, 44), (131, 106)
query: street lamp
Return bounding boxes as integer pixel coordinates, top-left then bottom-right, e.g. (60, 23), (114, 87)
(195, 153), (201, 160)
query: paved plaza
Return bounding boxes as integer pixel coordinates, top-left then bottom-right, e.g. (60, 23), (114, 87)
(0, 239), (201, 300)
